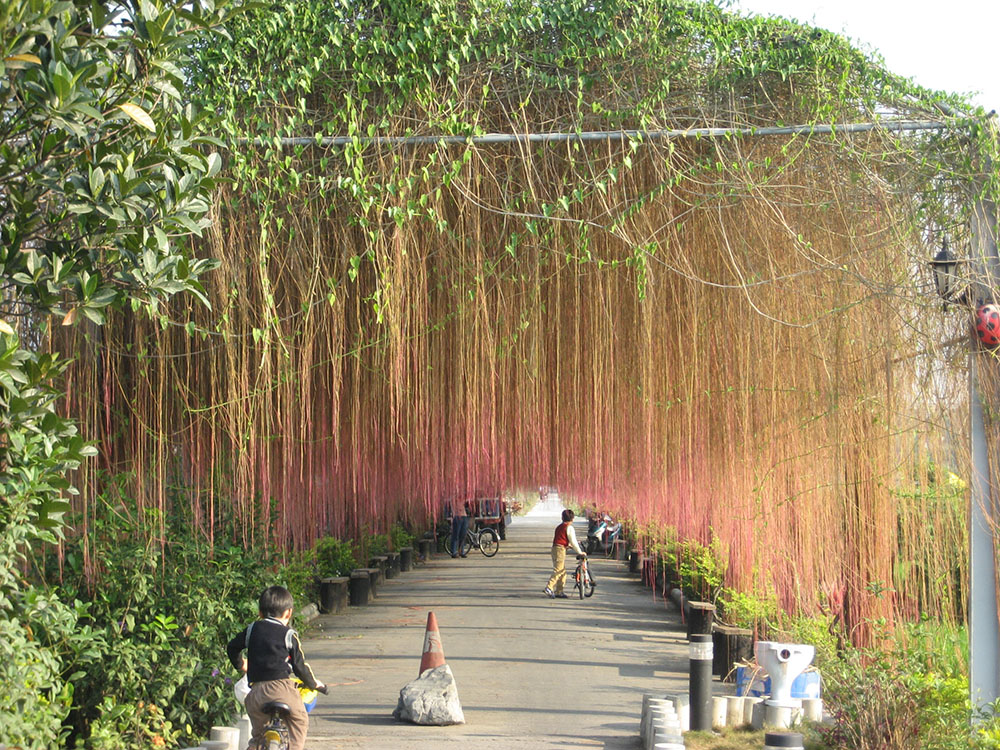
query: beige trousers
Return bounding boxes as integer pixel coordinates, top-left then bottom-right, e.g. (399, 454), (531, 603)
(547, 544), (567, 594)
(245, 678), (309, 750)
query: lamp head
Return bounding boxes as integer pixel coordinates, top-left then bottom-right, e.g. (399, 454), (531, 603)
(931, 241), (959, 301)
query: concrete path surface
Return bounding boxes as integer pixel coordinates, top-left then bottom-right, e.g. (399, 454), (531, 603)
(301, 504), (690, 749)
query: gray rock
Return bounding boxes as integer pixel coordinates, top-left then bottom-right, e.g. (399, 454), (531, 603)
(299, 602), (320, 622)
(393, 664), (465, 725)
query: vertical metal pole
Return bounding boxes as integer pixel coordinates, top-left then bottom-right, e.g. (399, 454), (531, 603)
(969, 186), (1000, 718)
(689, 633), (713, 731)
(969, 353), (1000, 715)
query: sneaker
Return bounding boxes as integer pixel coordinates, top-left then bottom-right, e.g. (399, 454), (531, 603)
(544, 587), (555, 598)
(555, 592), (569, 598)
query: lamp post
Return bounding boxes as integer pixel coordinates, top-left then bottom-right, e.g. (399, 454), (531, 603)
(933, 225), (1000, 720)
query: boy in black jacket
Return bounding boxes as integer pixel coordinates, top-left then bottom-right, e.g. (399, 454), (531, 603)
(227, 586), (326, 750)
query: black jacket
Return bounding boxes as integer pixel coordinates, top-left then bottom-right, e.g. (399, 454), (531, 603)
(226, 617), (321, 688)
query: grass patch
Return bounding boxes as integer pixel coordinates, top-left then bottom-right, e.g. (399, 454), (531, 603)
(684, 726), (827, 749)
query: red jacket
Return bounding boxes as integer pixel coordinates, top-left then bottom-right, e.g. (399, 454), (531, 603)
(553, 521), (570, 547)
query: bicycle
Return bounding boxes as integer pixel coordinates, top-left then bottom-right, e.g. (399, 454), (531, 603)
(258, 700), (291, 750)
(256, 682), (327, 750)
(460, 526), (499, 557)
(573, 554), (596, 599)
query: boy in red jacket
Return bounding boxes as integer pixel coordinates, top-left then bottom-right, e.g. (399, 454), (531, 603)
(545, 509), (585, 598)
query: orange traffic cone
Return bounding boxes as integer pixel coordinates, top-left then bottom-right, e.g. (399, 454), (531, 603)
(418, 611), (446, 675)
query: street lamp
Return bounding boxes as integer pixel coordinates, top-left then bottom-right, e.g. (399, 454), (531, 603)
(930, 239), (966, 305)
(931, 236), (1000, 722)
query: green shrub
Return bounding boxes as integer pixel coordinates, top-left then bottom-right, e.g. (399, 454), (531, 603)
(717, 589), (778, 631)
(676, 538), (726, 603)
(51, 494), (274, 747)
(819, 642), (991, 750)
(276, 549), (319, 606)
(779, 614), (840, 668)
(367, 533), (389, 557)
(83, 697), (180, 750)
(389, 523), (416, 551)
(313, 537), (358, 577)
(0, 607), (74, 748)
(821, 648), (923, 750)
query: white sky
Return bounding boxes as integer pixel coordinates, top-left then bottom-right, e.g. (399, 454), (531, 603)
(729, 0), (1000, 113)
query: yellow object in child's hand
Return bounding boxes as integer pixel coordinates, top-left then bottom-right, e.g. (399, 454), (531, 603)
(293, 678), (319, 711)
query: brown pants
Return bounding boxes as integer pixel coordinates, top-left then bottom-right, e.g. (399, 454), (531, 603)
(547, 544), (568, 594)
(245, 678), (309, 750)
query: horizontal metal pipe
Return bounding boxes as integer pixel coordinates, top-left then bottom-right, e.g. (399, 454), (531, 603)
(240, 119), (961, 149)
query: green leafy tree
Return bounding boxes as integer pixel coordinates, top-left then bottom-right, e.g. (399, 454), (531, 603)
(0, 0), (238, 746)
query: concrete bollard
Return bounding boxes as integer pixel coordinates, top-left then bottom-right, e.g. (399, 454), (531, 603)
(802, 698), (823, 722)
(653, 712), (682, 732)
(686, 601), (715, 640)
(743, 696), (762, 726)
(319, 576), (349, 614)
(628, 550), (642, 574)
(400, 547), (413, 571)
(711, 695), (728, 728)
(764, 702), (802, 730)
(237, 714), (251, 750)
(364, 566), (382, 596)
(640, 692), (662, 719)
(673, 693), (690, 732)
(385, 551), (400, 578)
(649, 732), (684, 750)
(349, 569), (372, 605)
(764, 731), (805, 749)
(726, 695), (745, 727)
(639, 693), (654, 741)
(417, 538), (432, 560)
(640, 697), (672, 745)
(645, 707), (676, 750)
(201, 741), (229, 750)
(649, 716), (683, 750)
(209, 727), (238, 750)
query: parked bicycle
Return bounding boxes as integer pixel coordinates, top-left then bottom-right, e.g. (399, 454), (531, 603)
(460, 525), (499, 557)
(573, 554), (596, 599)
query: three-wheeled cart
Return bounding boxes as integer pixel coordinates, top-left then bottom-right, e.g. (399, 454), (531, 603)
(472, 496), (508, 539)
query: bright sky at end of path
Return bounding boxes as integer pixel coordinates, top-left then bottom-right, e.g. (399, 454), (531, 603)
(729, 0), (1000, 114)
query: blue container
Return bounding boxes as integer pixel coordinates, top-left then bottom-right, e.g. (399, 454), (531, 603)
(735, 666), (821, 699)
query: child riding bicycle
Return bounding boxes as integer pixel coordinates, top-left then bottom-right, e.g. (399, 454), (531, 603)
(227, 586), (327, 750)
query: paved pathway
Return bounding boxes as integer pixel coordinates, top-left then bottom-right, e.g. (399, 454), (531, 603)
(302, 503), (690, 749)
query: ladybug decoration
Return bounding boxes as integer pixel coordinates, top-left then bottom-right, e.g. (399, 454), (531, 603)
(975, 304), (1000, 348)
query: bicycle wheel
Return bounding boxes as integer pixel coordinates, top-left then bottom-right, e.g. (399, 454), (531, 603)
(584, 567), (596, 597)
(460, 531), (473, 557)
(575, 566), (584, 599)
(478, 528), (499, 557)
